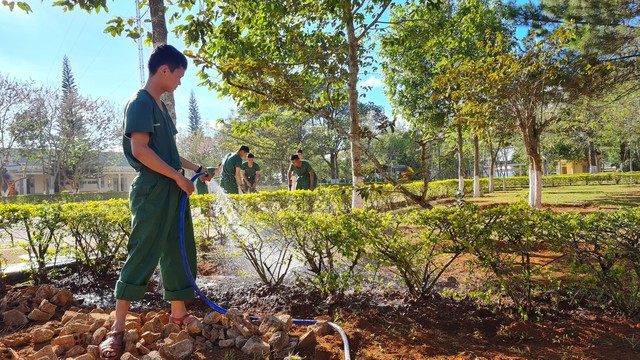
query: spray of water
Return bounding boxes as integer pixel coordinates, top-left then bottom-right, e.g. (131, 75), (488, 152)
(205, 179), (306, 282)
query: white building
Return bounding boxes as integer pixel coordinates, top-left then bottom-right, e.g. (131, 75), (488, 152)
(4, 152), (137, 195)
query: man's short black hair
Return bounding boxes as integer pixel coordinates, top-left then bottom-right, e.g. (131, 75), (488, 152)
(297, 149), (303, 154)
(290, 154), (300, 161)
(239, 145), (250, 153)
(247, 153), (255, 158)
(148, 44), (188, 75)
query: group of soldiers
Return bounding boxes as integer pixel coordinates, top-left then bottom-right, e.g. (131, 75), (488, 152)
(196, 147), (317, 195)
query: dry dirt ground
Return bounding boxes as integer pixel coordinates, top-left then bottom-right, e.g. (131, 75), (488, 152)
(2, 262), (640, 360)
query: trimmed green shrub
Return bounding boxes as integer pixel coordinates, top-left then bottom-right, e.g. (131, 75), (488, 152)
(559, 208), (640, 315)
(470, 203), (561, 318)
(62, 200), (130, 278)
(0, 203), (68, 283)
(371, 207), (470, 298)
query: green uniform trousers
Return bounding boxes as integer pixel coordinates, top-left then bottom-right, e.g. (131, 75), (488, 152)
(220, 176), (239, 194)
(295, 175), (317, 190)
(243, 177), (257, 193)
(114, 169), (197, 301)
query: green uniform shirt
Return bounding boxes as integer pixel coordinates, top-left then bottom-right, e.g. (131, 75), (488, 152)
(291, 160), (317, 190)
(195, 167), (216, 195)
(221, 153), (243, 179)
(241, 162), (261, 180)
(123, 90), (181, 171)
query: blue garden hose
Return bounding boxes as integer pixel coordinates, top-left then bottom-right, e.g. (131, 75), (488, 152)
(179, 173), (351, 359)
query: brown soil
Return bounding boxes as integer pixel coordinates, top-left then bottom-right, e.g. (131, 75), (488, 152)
(2, 267), (640, 360)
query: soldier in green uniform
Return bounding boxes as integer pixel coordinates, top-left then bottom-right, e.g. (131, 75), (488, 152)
(287, 149), (303, 191)
(288, 154), (317, 191)
(100, 45), (211, 359)
(241, 153), (261, 193)
(195, 165), (219, 194)
(220, 145), (249, 194)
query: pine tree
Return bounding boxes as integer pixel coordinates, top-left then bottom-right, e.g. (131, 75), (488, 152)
(61, 55), (76, 96)
(188, 90), (202, 135)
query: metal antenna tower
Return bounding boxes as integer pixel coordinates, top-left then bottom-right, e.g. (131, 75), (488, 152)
(135, 0), (145, 86)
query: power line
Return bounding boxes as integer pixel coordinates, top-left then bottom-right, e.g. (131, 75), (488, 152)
(135, 0), (145, 87)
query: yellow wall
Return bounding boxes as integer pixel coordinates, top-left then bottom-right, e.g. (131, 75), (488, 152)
(557, 157), (603, 175)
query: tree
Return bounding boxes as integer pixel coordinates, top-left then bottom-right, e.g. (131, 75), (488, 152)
(0, 73), (33, 194)
(188, 90), (202, 135)
(439, 25), (597, 208)
(512, 0), (640, 91)
(380, 0), (514, 198)
(305, 114), (349, 181)
(176, 129), (219, 172)
(173, 0), (435, 208)
(11, 64), (120, 194)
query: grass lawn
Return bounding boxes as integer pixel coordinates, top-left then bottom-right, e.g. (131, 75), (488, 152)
(464, 184), (640, 210)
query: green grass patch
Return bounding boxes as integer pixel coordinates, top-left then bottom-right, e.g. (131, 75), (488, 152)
(466, 184), (640, 210)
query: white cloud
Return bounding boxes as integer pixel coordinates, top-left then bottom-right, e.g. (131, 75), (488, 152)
(360, 76), (383, 89)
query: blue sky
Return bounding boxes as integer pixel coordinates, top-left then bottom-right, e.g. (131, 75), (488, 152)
(0, 2), (390, 131)
(0, 1), (533, 131)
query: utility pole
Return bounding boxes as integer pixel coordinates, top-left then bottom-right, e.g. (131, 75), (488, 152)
(135, 0), (145, 87)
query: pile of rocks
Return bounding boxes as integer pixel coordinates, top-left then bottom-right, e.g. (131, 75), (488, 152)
(0, 285), (332, 359)
(1, 284), (73, 326)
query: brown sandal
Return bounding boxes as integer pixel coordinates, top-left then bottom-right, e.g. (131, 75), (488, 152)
(99, 331), (124, 359)
(169, 312), (199, 326)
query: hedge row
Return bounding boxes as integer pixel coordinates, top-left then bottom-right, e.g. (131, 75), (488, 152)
(3, 171), (639, 205)
(231, 203), (640, 317)
(2, 194), (640, 317)
(0, 191), (129, 204)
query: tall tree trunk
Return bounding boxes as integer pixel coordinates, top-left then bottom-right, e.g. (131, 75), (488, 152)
(620, 142), (627, 171)
(456, 123), (465, 195)
(489, 158), (495, 193)
(502, 148), (507, 191)
(473, 134), (480, 198)
(629, 143), (634, 172)
(149, 0), (177, 123)
(588, 142), (598, 174)
(419, 141), (429, 198)
(344, 5), (363, 209)
(330, 152), (338, 179)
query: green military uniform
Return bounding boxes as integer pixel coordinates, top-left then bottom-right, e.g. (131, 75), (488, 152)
(290, 160), (317, 190)
(220, 152), (243, 194)
(195, 166), (216, 195)
(241, 161), (261, 193)
(118, 89), (197, 302)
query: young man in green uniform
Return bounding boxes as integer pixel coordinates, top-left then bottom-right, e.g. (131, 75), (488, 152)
(241, 153), (261, 193)
(287, 149), (303, 191)
(220, 145), (249, 194)
(288, 153), (317, 191)
(100, 45), (212, 359)
(195, 165), (219, 194)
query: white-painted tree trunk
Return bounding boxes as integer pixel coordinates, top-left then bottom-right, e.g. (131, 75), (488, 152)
(473, 134), (480, 198)
(489, 160), (495, 193)
(352, 175), (364, 209)
(528, 161), (535, 206)
(528, 156), (543, 208)
(533, 167), (543, 208)
(457, 123), (465, 195)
